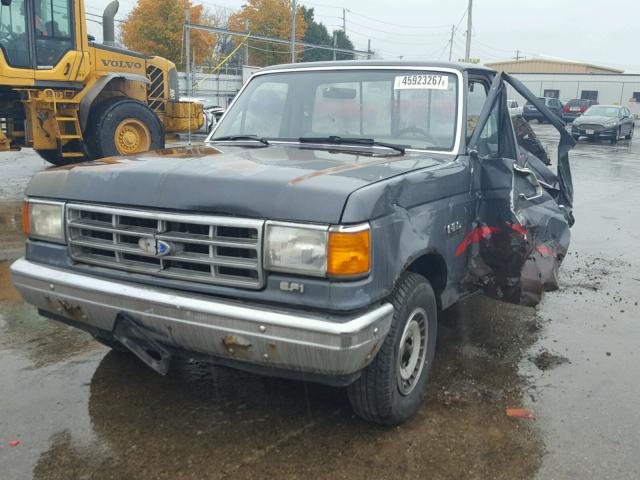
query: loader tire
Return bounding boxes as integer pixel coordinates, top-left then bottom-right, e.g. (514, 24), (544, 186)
(35, 147), (83, 167)
(85, 97), (164, 160)
(347, 272), (438, 426)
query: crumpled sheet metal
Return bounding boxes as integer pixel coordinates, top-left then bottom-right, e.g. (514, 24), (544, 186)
(463, 154), (571, 307)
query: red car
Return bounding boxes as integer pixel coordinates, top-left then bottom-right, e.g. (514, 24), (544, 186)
(563, 99), (598, 122)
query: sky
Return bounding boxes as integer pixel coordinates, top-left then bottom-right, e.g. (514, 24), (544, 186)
(84, 0), (640, 73)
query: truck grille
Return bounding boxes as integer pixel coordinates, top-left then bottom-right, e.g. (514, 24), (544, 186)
(146, 65), (166, 112)
(66, 204), (264, 289)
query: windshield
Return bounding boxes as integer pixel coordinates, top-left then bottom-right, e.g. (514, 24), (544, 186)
(0, 0), (30, 68)
(210, 69), (460, 151)
(584, 106), (620, 117)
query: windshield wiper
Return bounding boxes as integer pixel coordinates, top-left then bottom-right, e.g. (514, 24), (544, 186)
(298, 136), (406, 154)
(209, 135), (270, 145)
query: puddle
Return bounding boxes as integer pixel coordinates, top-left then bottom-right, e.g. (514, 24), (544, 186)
(0, 202), (25, 261)
(27, 294), (545, 480)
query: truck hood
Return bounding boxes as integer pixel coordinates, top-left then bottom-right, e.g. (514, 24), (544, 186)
(27, 144), (446, 223)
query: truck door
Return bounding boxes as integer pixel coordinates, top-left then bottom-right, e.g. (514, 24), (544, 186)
(464, 72), (575, 306)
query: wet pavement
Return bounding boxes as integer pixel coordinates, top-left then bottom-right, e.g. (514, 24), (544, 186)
(1, 130), (639, 479)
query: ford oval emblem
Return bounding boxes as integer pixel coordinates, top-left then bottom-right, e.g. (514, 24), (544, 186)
(156, 240), (171, 256)
(138, 238), (172, 257)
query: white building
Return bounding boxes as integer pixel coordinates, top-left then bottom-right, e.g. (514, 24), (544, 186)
(505, 73), (640, 116)
(485, 59), (640, 116)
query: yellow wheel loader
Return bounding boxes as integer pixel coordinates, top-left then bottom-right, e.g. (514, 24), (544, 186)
(0, 0), (203, 165)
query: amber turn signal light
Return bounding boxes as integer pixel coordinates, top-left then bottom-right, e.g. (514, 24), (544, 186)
(327, 227), (370, 277)
(22, 200), (30, 235)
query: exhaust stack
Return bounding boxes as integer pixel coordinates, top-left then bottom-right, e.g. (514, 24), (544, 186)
(102, 1), (119, 46)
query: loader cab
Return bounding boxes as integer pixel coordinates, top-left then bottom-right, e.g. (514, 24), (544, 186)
(0, 0), (84, 82)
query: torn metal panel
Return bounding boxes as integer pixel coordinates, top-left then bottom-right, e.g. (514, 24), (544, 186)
(464, 71), (574, 306)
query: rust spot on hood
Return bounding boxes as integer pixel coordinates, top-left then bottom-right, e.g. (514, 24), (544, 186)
(289, 154), (408, 185)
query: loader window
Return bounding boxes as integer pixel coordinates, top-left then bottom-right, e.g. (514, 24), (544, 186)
(0, 0), (31, 67)
(34, 0), (73, 68)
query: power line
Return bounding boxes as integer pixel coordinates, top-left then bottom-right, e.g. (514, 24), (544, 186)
(345, 9), (450, 30)
(453, 6), (469, 34)
(86, 11), (125, 24)
(472, 38), (514, 54)
(343, 18), (456, 37)
(300, 1), (451, 30)
(344, 27), (447, 47)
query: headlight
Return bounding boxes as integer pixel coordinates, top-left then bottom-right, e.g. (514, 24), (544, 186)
(264, 222), (370, 278)
(23, 199), (65, 243)
(605, 119), (617, 126)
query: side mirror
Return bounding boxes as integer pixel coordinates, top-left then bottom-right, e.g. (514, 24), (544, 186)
(1, 0), (12, 7)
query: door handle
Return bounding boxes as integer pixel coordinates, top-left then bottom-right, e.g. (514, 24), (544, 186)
(63, 63), (71, 76)
(513, 163), (543, 201)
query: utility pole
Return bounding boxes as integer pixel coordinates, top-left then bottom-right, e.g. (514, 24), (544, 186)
(342, 8), (346, 32)
(244, 18), (249, 66)
(184, 8), (191, 145)
(448, 24), (454, 62)
(515, 50), (521, 61)
(185, 9), (190, 99)
(290, 0), (297, 63)
(332, 32), (337, 61)
(367, 39), (371, 59)
(464, 0), (472, 61)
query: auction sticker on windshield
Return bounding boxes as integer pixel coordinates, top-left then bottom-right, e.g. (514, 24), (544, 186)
(394, 74), (449, 90)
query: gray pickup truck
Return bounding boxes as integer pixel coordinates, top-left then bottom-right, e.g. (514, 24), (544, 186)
(11, 61), (575, 425)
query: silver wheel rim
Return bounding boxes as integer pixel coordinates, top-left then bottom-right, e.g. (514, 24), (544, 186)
(397, 307), (428, 396)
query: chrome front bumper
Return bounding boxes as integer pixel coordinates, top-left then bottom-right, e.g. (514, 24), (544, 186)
(10, 258), (393, 377)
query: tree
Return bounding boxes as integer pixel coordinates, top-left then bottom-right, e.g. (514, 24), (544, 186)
(333, 29), (355, 61)
(228, 0), (307, 67)
(120, 0), (216, 68)
(299, 7), (357, 62)
(300, 6), (332, 62)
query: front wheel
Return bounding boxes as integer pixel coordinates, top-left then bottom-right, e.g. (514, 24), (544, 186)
(347, 272), (438, 425)
(610, 127), (621, 144)
(35, 139), (86, 166)
(625, 126), (634, 140)
(35, 148), (79, 166)
(85, 97), (164, 160)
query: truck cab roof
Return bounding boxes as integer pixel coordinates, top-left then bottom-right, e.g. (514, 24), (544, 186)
(258, 60), (496, 74)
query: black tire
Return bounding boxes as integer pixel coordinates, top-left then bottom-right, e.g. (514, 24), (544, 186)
(347, 272), (438, 425)
(35, 139), (87, 166)
(35, 149), (79, 166)
(85, 97), (164, 160)
(625, 126), (634, 140)
(610, 127), (620, 144)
